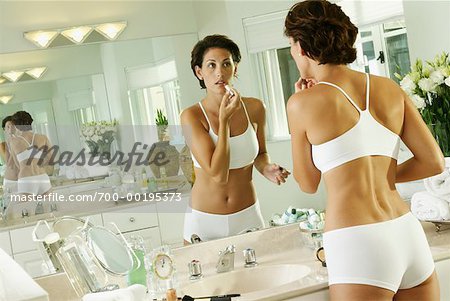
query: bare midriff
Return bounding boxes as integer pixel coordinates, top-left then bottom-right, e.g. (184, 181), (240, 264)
(323, 156), (410, 232)
(190, 164), (256, 214)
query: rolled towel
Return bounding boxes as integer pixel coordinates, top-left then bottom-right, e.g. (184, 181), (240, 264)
(411, 191), (450, 221)
(424, 170), (450, 200)
(82, 284), (147, 301)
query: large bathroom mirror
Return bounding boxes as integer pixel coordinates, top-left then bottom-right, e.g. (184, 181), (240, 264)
(0, 33), (200, 155)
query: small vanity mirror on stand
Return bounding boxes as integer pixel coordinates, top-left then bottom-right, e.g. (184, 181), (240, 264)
(43, 216), (138, 297)
(86, 226), (135, 275)
(53, 216), (94, 239)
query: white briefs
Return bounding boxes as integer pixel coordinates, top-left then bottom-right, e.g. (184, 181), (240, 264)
(2, 179), (18, 194)
(323, 212), (435, 292)
(183, 201), (265, 242)
(17, 174), (52, 195)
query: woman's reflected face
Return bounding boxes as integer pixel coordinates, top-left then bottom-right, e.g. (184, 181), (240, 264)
(197, 47), (236, 94)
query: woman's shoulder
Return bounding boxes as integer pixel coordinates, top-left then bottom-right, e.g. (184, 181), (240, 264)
(180, 103), (203, 125)
(241, 96), (265, 112)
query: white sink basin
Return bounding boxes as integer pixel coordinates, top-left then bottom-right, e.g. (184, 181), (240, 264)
(180, 264), (311, 297)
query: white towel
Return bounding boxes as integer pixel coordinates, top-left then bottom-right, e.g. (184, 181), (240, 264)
(411, 191), (450, 221)
(82, 284), (147, 301)
(424, 170), (450, 200)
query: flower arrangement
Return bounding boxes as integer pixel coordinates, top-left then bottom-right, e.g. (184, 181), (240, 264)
(397, 52), (450, 156)
(80, 119), (118, 157)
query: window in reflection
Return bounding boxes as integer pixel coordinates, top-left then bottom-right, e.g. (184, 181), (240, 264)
(250, 18), (410, 138)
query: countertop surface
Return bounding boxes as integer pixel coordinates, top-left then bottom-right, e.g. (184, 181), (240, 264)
(0, 177), (191, 231)
(34, 219), (450, 301)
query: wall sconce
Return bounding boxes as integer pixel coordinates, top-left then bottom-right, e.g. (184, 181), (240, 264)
(0, 67), (47, 84)
(0, 95), (14, 104)
(24, 21), (127, 49)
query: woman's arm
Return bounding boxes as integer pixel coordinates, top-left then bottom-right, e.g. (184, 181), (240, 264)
(287, 92), (321, 193)
(396, 89), (445, 182)
(0, 142), (6, 162)
(251, 98), (290, 185)
(181, 92), (239, 184)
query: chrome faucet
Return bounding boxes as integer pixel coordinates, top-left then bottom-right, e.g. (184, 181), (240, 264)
(216, 245), (236, 273)
(35, 201), (44, 215)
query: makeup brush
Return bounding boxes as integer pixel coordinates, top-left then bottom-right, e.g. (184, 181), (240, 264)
(180, 293), (240, 300)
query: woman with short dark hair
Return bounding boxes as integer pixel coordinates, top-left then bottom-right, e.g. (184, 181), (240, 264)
(285, 1), (443, 300)
(181, 34), (290, 243)
(9, 111), (53, 196)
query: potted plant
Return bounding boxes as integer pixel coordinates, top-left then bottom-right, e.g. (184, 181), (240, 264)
(155, 109), (168, 142)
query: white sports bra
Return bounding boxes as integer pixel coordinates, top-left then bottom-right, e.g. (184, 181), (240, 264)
(15, 132), (44, 162)
(191, 101), (259, 169)
(311, 73), (401, 173)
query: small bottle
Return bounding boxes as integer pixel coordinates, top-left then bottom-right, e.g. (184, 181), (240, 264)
(159, 166), (168, 190)
(140, 168), (148, 193)
(288, 208), (298, 223)
(127, 235), (147, 287)
(147, 169), (157, 192)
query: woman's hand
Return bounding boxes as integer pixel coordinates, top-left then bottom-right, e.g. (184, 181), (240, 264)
(294, 77), (317, 93)
(263, 163), (291, 185)
(219, 87), (241, 122)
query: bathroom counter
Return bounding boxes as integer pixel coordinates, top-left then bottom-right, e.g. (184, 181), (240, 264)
(34, 219), (450, 301)
(0, 179), (191, 232)
(173, 220), (450, 301)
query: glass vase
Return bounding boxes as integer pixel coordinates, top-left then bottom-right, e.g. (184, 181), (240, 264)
(428, 122), (450, 157)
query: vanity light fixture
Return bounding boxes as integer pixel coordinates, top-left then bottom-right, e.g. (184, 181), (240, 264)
(25, 67), (47, 79)
(61, 26), (93, 44)
(95, 21), (127, 40)
(24, 21), (127, 49)
(23, 31), (59, 48)
(0, 95), (13, 104)
(2, 70), (25, 82)
(0, 67), (47, 84)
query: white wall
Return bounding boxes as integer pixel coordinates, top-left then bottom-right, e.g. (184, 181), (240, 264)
(403, 0), (450, 62)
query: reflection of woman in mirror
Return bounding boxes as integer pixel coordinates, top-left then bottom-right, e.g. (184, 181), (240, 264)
(181, 35), (290, 243)
(1, 116), (19, 193)
(285, 1), (443, 300)
(9, 111), (53, 196)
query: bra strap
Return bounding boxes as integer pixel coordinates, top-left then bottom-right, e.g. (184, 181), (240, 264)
(241, 100), (252, 125)
(365, 73), (370, 110)
(198, 102), (213, 130)
(316, 81), (362, 112)
(17, 134), (32, 146)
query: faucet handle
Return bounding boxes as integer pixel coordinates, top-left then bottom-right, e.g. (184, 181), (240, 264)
(243, 248), (258, 267)
(188, 260), (203, 280)
(22, 209), (29, 218)
(225, 244), (236, 253)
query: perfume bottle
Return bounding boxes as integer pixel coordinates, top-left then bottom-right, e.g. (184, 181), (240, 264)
(127, 235), (147, 287)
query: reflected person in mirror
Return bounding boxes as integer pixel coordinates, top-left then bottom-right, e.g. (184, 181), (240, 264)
(1, 116), (19, 193)
(9, 111), (54, 198)
(285, 1), (444, 301)
(181, 35), (290, 243)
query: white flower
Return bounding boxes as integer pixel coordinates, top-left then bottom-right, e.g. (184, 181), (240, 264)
(411, 94), (426, 109)
(430, 70), (445, 85)
(400, 75), (416, 93)
(410, 71), (421, 82)
(418, 78), (436, 92)
(92, 135), (100, 142)
(445, 77), (450, 87)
